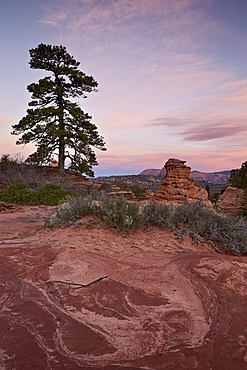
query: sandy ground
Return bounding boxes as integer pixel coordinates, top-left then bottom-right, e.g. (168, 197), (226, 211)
(0, 205), (246, 369)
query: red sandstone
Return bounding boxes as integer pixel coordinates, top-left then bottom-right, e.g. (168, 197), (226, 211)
(0, 206), (246, 369)
(154, 158), (211, 206)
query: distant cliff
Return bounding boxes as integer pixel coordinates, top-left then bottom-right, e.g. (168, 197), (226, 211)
(140, 169), (230, 185)
(95, 169), (230, 194)
(140, 168), (166, 177)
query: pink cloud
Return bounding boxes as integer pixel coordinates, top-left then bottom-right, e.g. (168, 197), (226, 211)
(40, 0), (222, 48)
(180, 119), (247, 141)
(147, 79), (247, 142)
(148, 113), (247, 141)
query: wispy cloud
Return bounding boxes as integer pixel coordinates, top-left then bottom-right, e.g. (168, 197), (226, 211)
(180, 117), (247, 141)
(39, 0), (223, 50)
(38, 9), (67, 26)
(147, 79), (247, 142)
(38, 20), (58, 26)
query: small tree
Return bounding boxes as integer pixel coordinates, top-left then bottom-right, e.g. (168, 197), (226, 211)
(12, 43), (106, 176)
(205, 184), (210, 197)
(230, 161), (247, 190)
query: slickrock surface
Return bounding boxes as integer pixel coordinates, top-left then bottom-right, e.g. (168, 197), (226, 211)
(154, 158), (211, 206)
(0, 206), (247, 369)
(216, 186), (244, 215)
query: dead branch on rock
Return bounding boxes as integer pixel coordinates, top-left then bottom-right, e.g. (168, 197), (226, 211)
(46, 275), (108, 289)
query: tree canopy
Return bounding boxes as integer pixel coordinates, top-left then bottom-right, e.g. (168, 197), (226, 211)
(230, 161), (247, 191)
(12, 43), (106, 176)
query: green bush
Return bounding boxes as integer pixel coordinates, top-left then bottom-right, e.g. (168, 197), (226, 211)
(143, 202), (174, 228)
(0, 182), (76, 206)
(97, 196), (143, 231)
(47, 195), (143, 230)
(230, 161), (247, 191)
(144, 200), (247, 255)
(172, 201), (210, 232)
(118, 183), (146, 199)
(47, 195), (94, 227)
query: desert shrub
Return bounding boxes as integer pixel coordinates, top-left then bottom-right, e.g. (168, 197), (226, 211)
(211, 214), (247, 255)
(0, 154), (48, 187)
(0, 182), (75, 206)
(143, 201), (247, 255)
(45, 195), (247, 254)
(143, 202), (174, 227)
(131, 185), (146, 200)
(97, 196), (143, 231)
(47, 195), (143, 230)
(0, 154), (18, 172)
(0, 154), (23, 186)
(47, 195), (94, 226)
(211, 192), (220, 203)
(170, 201), (247, 255)
(172, 201), (210, 232)
(240, 192), (247, 217)
(37, 184), (77, 205)
(118, 183), (146, 199)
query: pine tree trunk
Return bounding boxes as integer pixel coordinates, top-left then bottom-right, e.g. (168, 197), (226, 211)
(57, 83), (65, 171)
(58, 136), (65, 171)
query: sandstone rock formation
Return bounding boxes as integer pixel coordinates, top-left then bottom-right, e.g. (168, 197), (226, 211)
(216, 186), (245, 215)
(107, 184), (137, 200)
(153, 158), (211, 205)
(0, 206), (247, 369)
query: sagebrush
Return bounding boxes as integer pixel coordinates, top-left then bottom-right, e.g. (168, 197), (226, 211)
(46, 196), (247, 255)
(47, 195), (94, 226)
(97, 196), (143, 231)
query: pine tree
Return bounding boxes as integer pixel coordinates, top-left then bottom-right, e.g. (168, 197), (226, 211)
(230, 161), (247, 190)
(12, 43), (106, 176)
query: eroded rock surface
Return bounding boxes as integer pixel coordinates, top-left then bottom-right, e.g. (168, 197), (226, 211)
(216, 186), (245, 215)
(154, 158), (211, 206)
(0, 206), (246, 369)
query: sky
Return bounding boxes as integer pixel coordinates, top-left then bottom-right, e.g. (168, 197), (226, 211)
(1, 0), (247, 176)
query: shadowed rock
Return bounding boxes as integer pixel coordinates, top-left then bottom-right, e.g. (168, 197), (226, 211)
(216, 186), (244, 215)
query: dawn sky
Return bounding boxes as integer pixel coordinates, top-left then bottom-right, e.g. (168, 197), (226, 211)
(1, 0), (247, 176)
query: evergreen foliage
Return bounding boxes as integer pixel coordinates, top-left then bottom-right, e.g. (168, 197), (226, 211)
(11, 43), (106, 176)
(230, 161), (247, 215)
(0, 183), (75, 206)
(230, 161), (247, 190)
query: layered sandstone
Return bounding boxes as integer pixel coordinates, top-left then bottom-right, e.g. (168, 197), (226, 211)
(216, 186), (245, 215)
(0, 206), (247, 369)
(153, 158), (211, 205)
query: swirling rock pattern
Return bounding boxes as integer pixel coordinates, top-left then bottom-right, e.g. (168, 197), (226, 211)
(0, 206), (246, 369)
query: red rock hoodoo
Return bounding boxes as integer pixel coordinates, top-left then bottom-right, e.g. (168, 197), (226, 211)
(153, 158), (211, 205)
